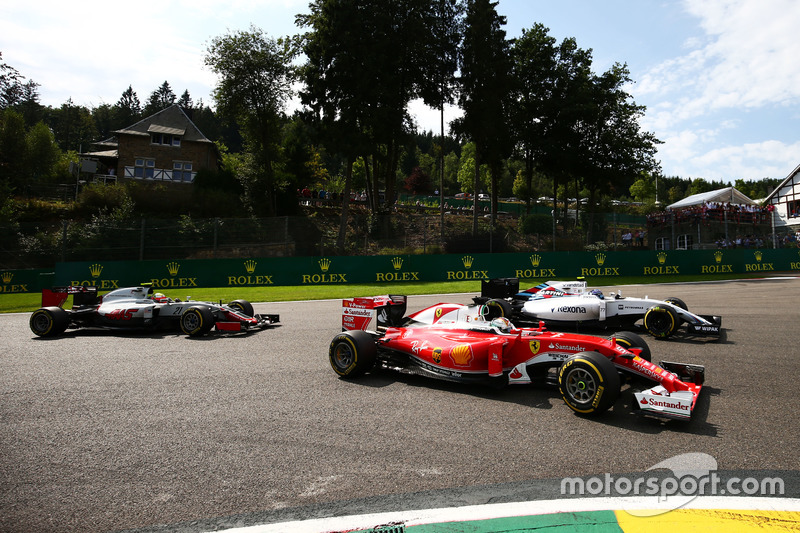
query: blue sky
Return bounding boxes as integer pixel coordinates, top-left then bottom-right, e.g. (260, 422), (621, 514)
(2, 0), (799, 184)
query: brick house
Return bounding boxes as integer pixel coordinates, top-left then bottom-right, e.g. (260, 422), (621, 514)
(84, 104), (218, 184)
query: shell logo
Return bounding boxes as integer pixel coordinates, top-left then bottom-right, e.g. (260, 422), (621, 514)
(450, 344), (473, 366)
(529, 340), (540, 355)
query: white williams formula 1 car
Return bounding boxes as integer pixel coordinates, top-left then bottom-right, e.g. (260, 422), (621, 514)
(30, 285), (279, 337)
(475, 278), (722, 339)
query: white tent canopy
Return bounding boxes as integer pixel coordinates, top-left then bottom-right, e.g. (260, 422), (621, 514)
(666, 186), (756, 210)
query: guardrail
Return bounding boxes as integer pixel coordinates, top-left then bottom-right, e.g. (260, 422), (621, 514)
(2, 248), (799, 294)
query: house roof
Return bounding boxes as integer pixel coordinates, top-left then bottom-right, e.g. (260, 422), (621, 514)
(765, 162), (800, 203)
(667, 186), (756, 210)
(114, 104), (212, 144)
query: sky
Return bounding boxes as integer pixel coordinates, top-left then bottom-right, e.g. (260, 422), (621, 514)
(2, 0), (800, 184)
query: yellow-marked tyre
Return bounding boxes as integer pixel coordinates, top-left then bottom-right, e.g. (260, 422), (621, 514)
(643, 305), (679, 338)
(329, 330), (377, 378)
(180, 306), (214, 336)
(558, 351), (620, 416)
(29, 307), (69, 337)
(228, 299), (254, 317)
(611, 331), (651, 362)
(483, 299), (512, 320)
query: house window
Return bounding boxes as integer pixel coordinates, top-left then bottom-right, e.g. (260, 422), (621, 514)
(151, 133), (181, 146)
(676, 234), (693, 250)
(655, 237), (670, 250)
(173, 161), (193, 182)
(134, 158), (155, 179)
(788, 200), (800, 218)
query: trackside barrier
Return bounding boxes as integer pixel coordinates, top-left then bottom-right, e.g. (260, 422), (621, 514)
(0, 248), (783, 292)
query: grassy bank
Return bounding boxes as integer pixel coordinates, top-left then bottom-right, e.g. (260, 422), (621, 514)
(1, 272), (791, 314)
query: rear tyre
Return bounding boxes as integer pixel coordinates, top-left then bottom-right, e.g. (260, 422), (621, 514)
(180, 306), (215, 336)
(483, 298), (512, 320)
(643, 305), (679, 338)
(329, 330), (377, 378)
(611, 331), (651, 362)
(558, 351), (620, 416)
(29, 307), (69, 337)
(228, 299), (254, 317)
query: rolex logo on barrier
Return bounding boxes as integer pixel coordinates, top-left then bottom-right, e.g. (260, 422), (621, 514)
(703, 250), (732, 274)
(0, 271), (26, 293)
(746, 249), (773, 273)
(150, 261), (197, 289)
(514, 254), (556, 278)
(580, 253), (619, 276)
(89, 263), (103, 278)
(166, 262), (180, 276)
(377, 256), (419, 282)
(227, 259), (274, 286)
(303, 257), (346, 284)
(71, 263), (119, 289)
(644, 251), (679, 275)
(447, 255), (487, 281)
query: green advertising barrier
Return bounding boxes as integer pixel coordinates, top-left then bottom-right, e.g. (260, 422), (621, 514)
(0, 268), (55, 294)
(47, 248), (800, 292)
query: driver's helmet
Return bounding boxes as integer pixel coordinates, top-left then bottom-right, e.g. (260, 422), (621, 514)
(490, 316), (513, 333)
(152, 292), (168, 303)
(590, 288), (604, 299)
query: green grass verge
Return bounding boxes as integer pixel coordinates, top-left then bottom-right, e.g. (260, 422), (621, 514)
(1, 272), (789, 315)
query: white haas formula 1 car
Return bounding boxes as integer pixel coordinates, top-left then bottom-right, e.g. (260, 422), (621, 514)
(474, 278), (722, 339)
(30, 285), (279, 337)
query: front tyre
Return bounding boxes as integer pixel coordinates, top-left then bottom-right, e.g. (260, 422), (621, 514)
(611, 331), (651, 362)
(558, 351), (620, 416)
(483, 298), (512, 320)
(30, 307), (69, 337)
(643, 305), (679, 338)
(329, 330), (377, 378)
(180, 306), (215, 336)
(663, 297), (688, 311)
(228, 299), (254, 317)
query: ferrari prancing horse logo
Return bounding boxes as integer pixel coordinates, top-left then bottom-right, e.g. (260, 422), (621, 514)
(529, 340), (541, 355)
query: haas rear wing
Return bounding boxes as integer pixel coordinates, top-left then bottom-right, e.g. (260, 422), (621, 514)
(342, 295), (407, 332)
(41, 286), (100, 308)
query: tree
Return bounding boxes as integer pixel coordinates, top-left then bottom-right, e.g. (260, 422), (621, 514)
(455, 0), (513, 233)
(26, 121), (60, 183)
(404, 166), (433, 195)
(510, 24), (557, 213)
(0, 108), (27, 189)
(45, 98), (98, 152)
(114, 85), (141, 127)
(177, 90), (193, 110)
(144, 81), (176, 115)
(0, 52), (25, 109)
(205, 25), (296, 216)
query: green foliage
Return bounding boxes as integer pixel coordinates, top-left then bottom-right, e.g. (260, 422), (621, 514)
(520, 213), (552, 235)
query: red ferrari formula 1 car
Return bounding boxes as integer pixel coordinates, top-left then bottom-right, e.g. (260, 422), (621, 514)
(331, 295), (706, 420)
(30, 285), (279, 337)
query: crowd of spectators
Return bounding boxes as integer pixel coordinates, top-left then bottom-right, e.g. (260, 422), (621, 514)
(647, 201), (773, 228)
(715, 232), (800, 249)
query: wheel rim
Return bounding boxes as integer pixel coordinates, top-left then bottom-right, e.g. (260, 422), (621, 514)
(332, 342), (354, 370)
(564, 367), (597, 404)
(648, 312), (669, 333)
(183, 312), (200, 330)
(32, 313), (51, 333)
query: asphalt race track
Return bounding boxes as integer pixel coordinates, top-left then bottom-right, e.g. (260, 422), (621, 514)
(2, 278), (799, 532)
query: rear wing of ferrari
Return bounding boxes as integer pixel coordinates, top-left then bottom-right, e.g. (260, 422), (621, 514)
(342, 295), (407, 332)
(41, 286), (100, 309)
